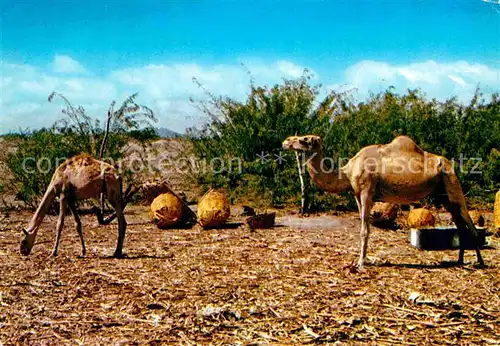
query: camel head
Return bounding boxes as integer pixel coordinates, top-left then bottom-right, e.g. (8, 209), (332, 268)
(20, 229), (35, 256)
(282, 135), (323, 152)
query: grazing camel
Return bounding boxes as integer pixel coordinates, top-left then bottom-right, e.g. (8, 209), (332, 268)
(20, 154), (127, 258)
(282, 135), (484, 268)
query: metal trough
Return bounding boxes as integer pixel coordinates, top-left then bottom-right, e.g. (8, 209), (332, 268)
(409, 227), (489, 250)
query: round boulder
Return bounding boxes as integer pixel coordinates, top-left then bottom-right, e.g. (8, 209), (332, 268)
(407, 208), (436, 229)
(370, 202), (399, 224)
(150, 192), (183, 229)
(197, 189), (231, 229)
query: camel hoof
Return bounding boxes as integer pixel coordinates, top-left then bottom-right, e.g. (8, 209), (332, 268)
(113, 252), (125, 258)
(50, 251), (59, 257)
(473, 262), (486, 269)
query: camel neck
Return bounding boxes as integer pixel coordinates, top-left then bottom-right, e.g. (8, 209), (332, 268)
(303, 150), (351, 193)
(25, 184), (58, 243)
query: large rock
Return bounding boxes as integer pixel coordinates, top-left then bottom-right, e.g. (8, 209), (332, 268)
(197, 189), (231, 229)
(150, 192), (183, 229)
(407, 208), (436, 229)
(143, 180), (197, 226)
(370, 202), (399, 224)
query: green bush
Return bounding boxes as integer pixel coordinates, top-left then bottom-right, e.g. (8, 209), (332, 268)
(187, 73), (338, 209)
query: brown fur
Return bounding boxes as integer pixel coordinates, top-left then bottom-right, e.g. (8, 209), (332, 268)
(283, 135), (484, 268)
(20, 154), (127, 258)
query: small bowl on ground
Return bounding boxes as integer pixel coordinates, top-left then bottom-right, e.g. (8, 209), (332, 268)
(246, 212), (276, 231)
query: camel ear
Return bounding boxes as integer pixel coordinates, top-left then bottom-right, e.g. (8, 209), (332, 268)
(22, 229), (29, 236)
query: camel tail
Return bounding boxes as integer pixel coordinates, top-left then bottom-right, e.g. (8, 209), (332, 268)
(26, 184), (58, 233)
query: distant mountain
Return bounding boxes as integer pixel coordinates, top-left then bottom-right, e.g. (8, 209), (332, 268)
(156, 127), (183, 138)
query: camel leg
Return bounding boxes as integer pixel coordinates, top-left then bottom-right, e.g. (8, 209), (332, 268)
(358, 192), (373, 268)
(441, 171), (484, 266)
(67, 198), (85, 257)
(444, 202), (484, 266)
(51, 194), (67, 257)
(109, 198), (127, 258)
(355, 195), (361, 212)
(445, 203), (466, 264)
(114, 203), (127, 258)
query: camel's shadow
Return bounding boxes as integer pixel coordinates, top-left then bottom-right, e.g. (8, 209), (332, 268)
(100, 253), (173, 260)
(377, 261), (491, 269)
(199, 222), (243, 230)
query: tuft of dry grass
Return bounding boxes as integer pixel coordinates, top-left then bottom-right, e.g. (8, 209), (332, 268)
(0, 207), (498, 344)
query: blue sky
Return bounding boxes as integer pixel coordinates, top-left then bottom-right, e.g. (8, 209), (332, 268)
(1, 0), (499, 133)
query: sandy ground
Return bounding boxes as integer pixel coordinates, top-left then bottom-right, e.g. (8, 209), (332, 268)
(0, 207), (499, 345)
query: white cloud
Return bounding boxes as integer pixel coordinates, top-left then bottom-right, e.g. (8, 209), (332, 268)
(1, 56), (498, 134)
(277, 60), (309, 78)
(107, 60), (316, 131)
(110, 60), (313, 99)
(336, 60), (499, 102)
(0, 57), (313, 133)
(448, 74), (468, 88)
(52, 55), (88, 74)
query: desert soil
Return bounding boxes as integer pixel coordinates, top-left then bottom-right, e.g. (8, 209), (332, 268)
(0, 207), (499, 345)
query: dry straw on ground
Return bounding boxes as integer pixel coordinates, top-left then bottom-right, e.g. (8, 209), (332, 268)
(0, 207), (498, 344)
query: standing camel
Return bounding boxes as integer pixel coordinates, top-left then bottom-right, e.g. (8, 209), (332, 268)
(282, 135), (484, 268)
(20, 154), (127, 258)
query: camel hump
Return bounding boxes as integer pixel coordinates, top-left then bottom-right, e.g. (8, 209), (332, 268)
(382, 136), (425, 155)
